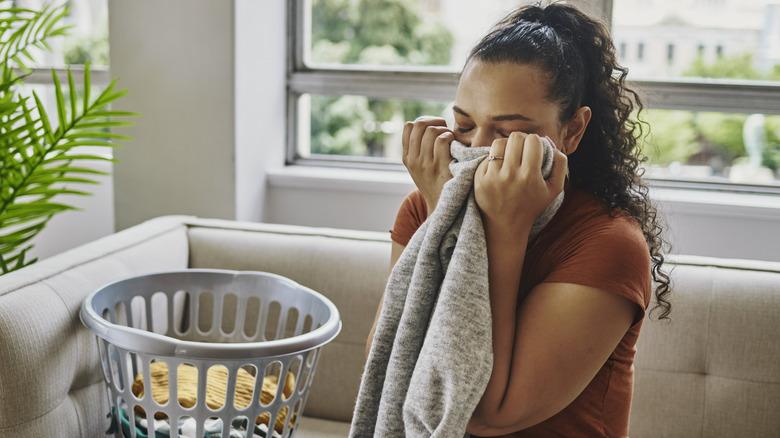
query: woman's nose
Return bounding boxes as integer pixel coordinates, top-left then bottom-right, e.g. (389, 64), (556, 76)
(472, 130), (494, 148)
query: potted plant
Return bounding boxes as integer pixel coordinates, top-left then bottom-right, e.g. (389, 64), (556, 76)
(0, 2), (136, 274)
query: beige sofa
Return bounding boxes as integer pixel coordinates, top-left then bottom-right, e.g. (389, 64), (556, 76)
(1, 215), (778, 437)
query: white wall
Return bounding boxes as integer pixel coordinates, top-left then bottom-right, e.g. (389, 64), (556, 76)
(109, 0), (237, 230)
(30, 0), (780, 264)
(27, 160), (115, 262)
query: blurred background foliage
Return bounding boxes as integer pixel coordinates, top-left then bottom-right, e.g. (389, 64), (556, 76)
(644, 52), (780, 175)
(309, 0), (779, 177)
(310, 0), (452, 158)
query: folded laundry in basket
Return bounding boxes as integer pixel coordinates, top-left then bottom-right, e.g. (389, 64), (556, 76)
(110, 404), (282, 438)
(131, 362), (296, 434)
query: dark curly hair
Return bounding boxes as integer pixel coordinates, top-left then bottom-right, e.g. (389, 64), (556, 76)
(467, 2), (672, 319)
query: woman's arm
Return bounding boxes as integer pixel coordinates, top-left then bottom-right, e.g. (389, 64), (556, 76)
(467, 278), (636, 434)
(467, 133), (637, 434)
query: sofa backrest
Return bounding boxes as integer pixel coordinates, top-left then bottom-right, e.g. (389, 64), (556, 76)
(630, 255), (780, 437)
(0, 216), (190, 437)
(3, 216), (780, 438)
(185, 219), (390, 423)
(185, 220), (780, 436)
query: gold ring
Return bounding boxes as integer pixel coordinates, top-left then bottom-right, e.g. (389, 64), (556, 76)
(488, 155), (504, 161)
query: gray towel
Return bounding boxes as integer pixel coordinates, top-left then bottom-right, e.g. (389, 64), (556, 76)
(351, 139), (563, 437)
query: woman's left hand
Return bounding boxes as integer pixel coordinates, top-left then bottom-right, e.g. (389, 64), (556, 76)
(474, 132), (567, 231)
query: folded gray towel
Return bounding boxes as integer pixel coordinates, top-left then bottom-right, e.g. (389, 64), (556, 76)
(351, 138), (563, 437)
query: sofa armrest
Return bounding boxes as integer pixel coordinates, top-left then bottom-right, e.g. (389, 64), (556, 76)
(0, 216), (191, 436)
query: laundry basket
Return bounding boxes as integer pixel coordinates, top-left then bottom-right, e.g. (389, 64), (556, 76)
(80, 269), (341, 438)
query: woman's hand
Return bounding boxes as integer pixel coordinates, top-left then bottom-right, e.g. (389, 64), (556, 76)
(475, 132), (567, 230)
(402, 116), (455, 215)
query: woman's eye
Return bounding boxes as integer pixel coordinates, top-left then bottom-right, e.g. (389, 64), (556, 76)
(456, 127), (474, 134)
(498, 131), (510, 138)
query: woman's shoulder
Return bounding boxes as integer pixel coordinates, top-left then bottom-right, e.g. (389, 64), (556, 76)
(389, 189), (428, 246)
(400, 189), (428, 222)
(545, 186), (650, 270)
(561, 186), (644, 237)
(539, 187), (653, 312)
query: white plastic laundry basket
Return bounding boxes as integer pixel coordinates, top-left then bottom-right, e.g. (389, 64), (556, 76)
(80, 269), (341, 438)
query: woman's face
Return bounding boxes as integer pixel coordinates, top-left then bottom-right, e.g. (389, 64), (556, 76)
(453, 60), (565, 149)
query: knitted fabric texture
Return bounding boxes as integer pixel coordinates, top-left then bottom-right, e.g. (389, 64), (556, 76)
(350, 139), (564, 437)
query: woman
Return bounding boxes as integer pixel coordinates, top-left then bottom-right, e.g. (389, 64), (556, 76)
(367, 3), (672, 437)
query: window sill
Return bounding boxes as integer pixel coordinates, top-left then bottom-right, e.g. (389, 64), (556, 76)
(650, 185), (780, 220)
(266, 165), (780, 219)
(267, 165), (414, 195)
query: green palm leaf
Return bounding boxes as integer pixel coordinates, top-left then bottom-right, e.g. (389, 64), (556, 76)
(0, 3), (138, 275)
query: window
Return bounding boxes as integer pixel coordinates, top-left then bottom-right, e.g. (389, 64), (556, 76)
(289, 0), (537, 168)
(15, 0), (111, 150)
(17, 0), (110, 85)
(612, 0), (780, 188)
(290, 0), (780, 190)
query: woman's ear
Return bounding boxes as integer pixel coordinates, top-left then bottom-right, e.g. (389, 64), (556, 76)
(561, 106), (591, 155)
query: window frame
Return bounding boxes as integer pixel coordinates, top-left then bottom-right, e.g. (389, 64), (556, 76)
(286, 0), (780, 193)
(23, 66), (110, 88)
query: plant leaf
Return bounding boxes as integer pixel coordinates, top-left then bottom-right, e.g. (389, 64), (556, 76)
(15, 186), (91, 197)
(52, 68), (66, 136)
(68, 66), (76, 123)
(55, 140), (120, 149)
(0, 203), (73, 225)
(64, 131), (132, 141)
(83, 60), (90, 114)
(0, 221), (47, 248)
(80, 110), (141, 119)
(43, 154), (116, 164)
(32, 90), (55, 145)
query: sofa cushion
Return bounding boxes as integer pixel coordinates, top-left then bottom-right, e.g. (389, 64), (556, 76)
(630, 255), (780, 437)
(296, 415), (352, 437)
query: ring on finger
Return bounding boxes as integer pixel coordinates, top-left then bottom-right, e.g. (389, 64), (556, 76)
(488, 155), (504, 161)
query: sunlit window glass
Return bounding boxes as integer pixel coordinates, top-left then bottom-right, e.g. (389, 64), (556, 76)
(307, 0), (536, 70)
(298, 94), (451, 162)
(642, 109), (780, 185)
(612, 0), (780, 82)
(13, 0), (108, 67)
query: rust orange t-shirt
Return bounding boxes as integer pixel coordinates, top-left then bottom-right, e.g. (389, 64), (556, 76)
(389, 186), (652, 438)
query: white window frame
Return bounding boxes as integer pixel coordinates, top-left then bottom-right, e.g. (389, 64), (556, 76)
(23, 66), (110, 88)
(286, 0), (780, 194)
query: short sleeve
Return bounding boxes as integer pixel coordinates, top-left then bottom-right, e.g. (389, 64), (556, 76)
(389, 190), (428, 246)
(543, 215), (652, 326)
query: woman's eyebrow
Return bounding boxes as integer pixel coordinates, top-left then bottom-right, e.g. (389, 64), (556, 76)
(453, 105), (533, 122)
(453, 105), (470, 118)
(492, 113), (534, 122)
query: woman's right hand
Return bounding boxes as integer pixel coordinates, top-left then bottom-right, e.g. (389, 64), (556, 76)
(402, 116), (455, 215)
(475, 133), (567, 231)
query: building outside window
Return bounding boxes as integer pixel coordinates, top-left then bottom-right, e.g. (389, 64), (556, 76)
(290, 0), (780, 190)
(612, 0), (780, 187)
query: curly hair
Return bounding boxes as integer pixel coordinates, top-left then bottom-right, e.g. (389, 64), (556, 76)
(467, 2), (672, 319)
